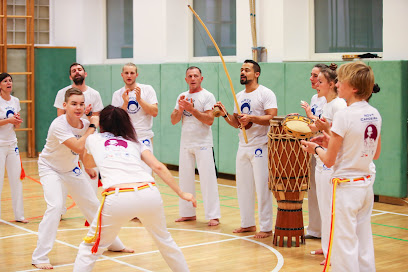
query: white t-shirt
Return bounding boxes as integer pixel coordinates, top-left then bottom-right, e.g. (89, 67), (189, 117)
(310, 94), (326, 118)
(321, 97), (347, 123)
(54, 85), (104, 119)
(331, 101), (382, 178)
(0, 95), (20, 146)
(234, 85), (278, 147)
(111, 84), (158, 140)
(38, 115), (90, 173)
(85, 132), (154, 188)
(175, 89), (216, 148)
(315, 97), (347, 169)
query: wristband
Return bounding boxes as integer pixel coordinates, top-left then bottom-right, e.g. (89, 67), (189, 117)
(314, 145), (323, 155)
(89, 124), (97, 129)
(86, 111), (93, 117)
(222, 113), (228, 118)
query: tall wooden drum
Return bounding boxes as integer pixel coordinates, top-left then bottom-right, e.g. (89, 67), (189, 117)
(268, 116), (311, 247)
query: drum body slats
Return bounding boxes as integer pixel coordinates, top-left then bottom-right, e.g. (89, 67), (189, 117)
(268, 117), (311, 247)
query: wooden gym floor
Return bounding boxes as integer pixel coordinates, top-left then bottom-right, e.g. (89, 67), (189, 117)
(0, 156), (407, 271)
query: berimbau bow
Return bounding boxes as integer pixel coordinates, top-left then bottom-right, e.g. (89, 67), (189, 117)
(187, 5), (248, 144)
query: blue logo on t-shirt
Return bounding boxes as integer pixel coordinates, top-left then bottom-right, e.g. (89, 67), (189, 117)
(142, 139), (151, 147)
(241, 102), (251, 114)
(311, 106), (316, 116)
(127, 98), (140, 114)
(182, 97), (194, 117)
(255, 148), (263, 157)
(183, 110), (192, 117)
(14, 147), (19, 155)
(6, 109), (15, 118)
(72, 166), (82, 176)
(311, 104), (322, 118)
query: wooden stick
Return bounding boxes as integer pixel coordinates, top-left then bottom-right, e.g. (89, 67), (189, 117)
(188, 5), (248, 143)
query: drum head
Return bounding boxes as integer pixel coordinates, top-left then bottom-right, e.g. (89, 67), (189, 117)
(282, 115), (315, 139)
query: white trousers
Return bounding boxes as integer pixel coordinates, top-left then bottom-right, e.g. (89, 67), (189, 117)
(315, 165), (333, 257)
(32, 165), (125, 265)
(178, 146), (221, 220)
(236, 144), (273, 232)
(61, 164), (99, 215)
(139, 137), (154, 175)
(306, 156), (321, 237)
(0, 144), (25, 221)
(74, 185), (189, 272)
(331, 176), (376, 272)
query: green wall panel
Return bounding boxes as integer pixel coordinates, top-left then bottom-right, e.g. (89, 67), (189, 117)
(34, 48), (76, 152)
(368, 61), (408, 197)
(259, 63), (285, 115)
(83, 65), (112, 106)
(217, 63), (242, 174)
(110, 64), (125, 93)
(159, 63), (188, 165)
(284, 62), (318, 115)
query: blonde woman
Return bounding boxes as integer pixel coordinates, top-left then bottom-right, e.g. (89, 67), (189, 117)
(301, 61), (381, 271)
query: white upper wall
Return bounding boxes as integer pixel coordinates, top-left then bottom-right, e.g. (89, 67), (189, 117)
(383, 0), (408, 60)
(51, 0), (408, 64)
(282, 0), (311, 61)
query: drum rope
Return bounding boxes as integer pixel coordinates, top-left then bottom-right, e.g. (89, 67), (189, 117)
(268, 131), (310, 193)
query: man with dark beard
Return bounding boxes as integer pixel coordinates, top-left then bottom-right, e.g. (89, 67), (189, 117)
(54, 63), (103, 120)
(53, 63), (104, 215)
(214, 59), (277, 238)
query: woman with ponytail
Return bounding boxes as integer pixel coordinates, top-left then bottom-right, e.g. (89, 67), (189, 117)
(301, 61), (381, 271)
(74, 105), (196, 272)
(309, 63), (347, 264)
(301, 63), (328, 241)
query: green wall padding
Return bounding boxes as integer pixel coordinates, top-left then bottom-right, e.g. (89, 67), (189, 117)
(84, 65), (113, 106)
(159, 63), (188, 164)
(34, 47), (76, 152)
(217, 63), (242, 174)
(34, 55), (408, 197)
(367, 61), (408, 197)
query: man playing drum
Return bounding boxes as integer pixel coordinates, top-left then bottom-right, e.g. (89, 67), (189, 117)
(215, 60), (277, 238)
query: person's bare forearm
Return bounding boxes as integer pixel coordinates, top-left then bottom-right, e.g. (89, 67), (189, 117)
(190, 109), (214, 126)
(139, 100), (158, 117)
(171, 109), (182, 125)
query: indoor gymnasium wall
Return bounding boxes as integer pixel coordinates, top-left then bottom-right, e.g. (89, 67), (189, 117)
(34, 47), (76, 153)
(367, 61), (408, 198)
(33, 54), (408, 197)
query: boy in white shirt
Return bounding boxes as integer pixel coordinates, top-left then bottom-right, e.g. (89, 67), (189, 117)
(32, 88), (132, 270)
(54, 63), (104, 212)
